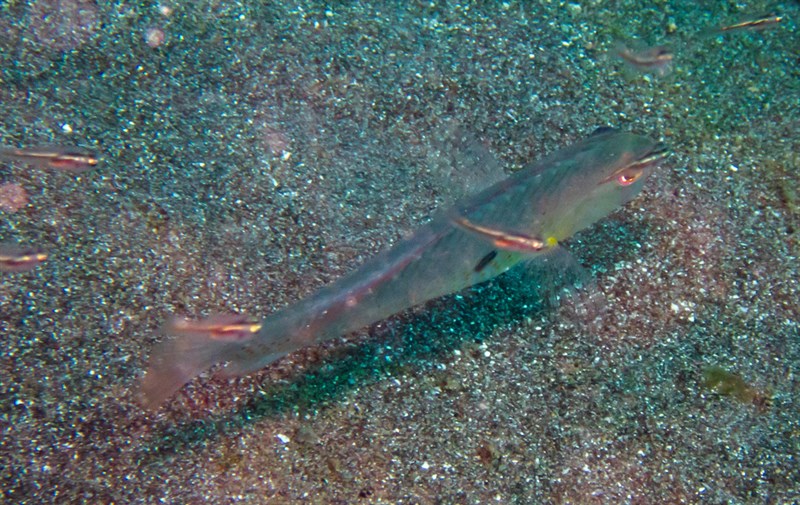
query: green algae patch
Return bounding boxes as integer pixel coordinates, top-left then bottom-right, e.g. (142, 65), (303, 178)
(702, 366), (772, 410)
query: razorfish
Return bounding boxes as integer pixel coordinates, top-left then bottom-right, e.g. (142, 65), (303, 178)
(140, 127), (670, 408)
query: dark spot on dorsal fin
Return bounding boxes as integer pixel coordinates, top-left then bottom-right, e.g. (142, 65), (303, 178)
(590, 126), (617, 137)
(474, 250), (498, 272)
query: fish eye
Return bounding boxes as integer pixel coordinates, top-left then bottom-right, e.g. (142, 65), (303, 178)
(616, 169), (643, 186)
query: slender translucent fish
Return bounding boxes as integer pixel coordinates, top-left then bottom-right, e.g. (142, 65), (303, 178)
(140, 128), (670, 408)
(449, 213), (553, 253)
(0, 146), (100, 173)
(164, 314), (263, 342)
(612, 41), (673, 76)
(700, 14), (784, 38)
(0, 243), (48, 272)
(716, 14), (783, 34)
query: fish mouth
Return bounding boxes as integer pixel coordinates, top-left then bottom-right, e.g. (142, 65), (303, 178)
(642, 142), (671, 165)
(630, 142), (671, 170)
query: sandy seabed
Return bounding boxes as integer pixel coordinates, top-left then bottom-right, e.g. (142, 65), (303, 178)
(1, 1), (798, 503)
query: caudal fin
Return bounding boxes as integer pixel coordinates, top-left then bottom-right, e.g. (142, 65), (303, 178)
(138, 330), (243, 410)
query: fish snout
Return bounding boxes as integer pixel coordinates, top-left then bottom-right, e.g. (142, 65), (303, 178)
(641, 142), (671, 169)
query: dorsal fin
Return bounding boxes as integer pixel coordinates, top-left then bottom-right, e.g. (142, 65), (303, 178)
(590, 126), (618, 137)
(428, 122), (507, 204)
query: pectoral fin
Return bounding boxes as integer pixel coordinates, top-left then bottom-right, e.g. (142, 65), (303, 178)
(474, 250), (498, 272)
(514, 246), (606, 320)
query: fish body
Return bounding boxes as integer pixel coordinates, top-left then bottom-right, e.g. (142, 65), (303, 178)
(0, 146), (99, 173)
(0, 243), (48, 272)
(164, 314), (263, 342)
(718, 14), (782, 33)
(613, 42), (674, 76)
(700, 14), (784, 39)
(140, 129), (669, 408)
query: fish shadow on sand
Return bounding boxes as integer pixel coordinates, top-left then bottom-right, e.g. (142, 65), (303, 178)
(140, 218), (649, 458)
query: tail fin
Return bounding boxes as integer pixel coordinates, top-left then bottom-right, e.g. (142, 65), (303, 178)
(138, 331), (243, 410)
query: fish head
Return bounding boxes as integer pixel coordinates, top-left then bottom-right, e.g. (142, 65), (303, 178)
(547, 132), (669, 240)
(596, 133), (668, 199)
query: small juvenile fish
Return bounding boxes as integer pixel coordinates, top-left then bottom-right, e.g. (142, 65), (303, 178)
(613, 41), (674, 76)
(717, 14), (783, 34)
(164, 314), (263, 342)
(0, 146), (100, 173)
(0, 243), (48, 272)
(449, 214), (554, 253)
(140, 128), (670, 408)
